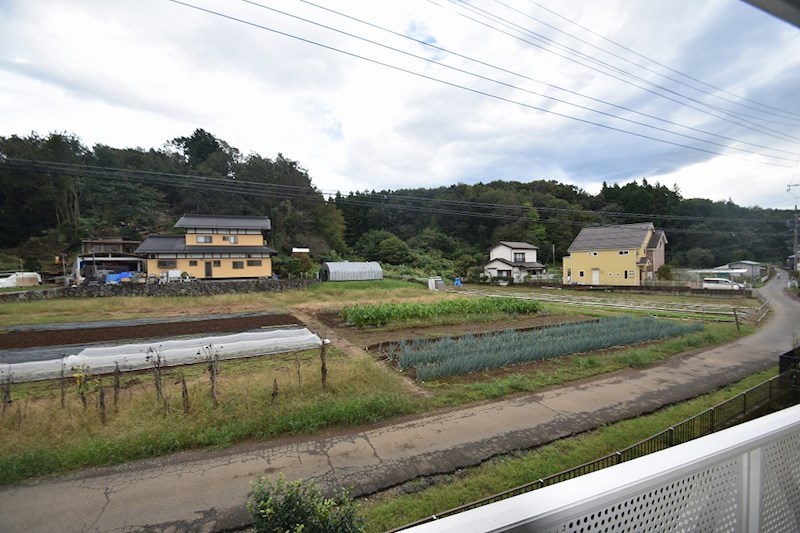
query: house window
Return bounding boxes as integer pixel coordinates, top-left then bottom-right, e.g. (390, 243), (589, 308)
(196, 236), (212, 243)
(624, 271), (628, 279)
(513, 252), (525, 262)
(157, 260), (177, 269)
(578, 271), (584, 277)
(189, 260), (198, 267)
(588, 251), (598, 256)
(629, 270), (635, 278)
(222, 236), (239, 244)
(247, 259), (262, 267)
(213, 260), (221, 267)
(232, 261), (244, 269)
(619, 250), (629, 255)
(498, 270), (511, 277)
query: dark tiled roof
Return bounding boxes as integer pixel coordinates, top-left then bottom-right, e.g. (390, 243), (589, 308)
(136, 236), (185, 254)
(637, 257), (650, 266)
(568, 223), (654, 252)
(182, 245), (277, 254)
(497, 241), (539, 250)
(485, 258), (545, 269)
(136, 236), (276, 255)
(175, 214), (271, 230)
(647, 230), (667, 249)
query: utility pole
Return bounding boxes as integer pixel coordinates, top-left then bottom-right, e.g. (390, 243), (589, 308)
(788, 184), (800, 274)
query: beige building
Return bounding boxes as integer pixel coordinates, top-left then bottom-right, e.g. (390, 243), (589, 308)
(562, 223), (666, 286)
(136, 214), (275, 280)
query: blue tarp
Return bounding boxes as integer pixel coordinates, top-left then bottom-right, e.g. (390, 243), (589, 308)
(105, 271), (136, 284)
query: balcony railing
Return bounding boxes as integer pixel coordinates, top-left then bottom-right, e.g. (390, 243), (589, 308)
(404, 401), (800, 532)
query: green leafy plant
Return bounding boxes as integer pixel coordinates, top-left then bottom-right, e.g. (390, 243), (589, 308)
(247, 474), (365, 533)
(340, 297), (542, 328)
(399, 317), (704, 380)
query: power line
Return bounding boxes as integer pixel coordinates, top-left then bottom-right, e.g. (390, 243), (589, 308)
(289, 0), (797, 158)
(167, 0), (799, 168)
(524, 0), (800, 121)
(1, 158), (791, 237)
(494, 0), (800, 126)
(434, 0), (800, 144)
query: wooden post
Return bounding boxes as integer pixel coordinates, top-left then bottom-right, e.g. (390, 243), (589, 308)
(733, 307), (740, 332)
(320, 339), (330, 391)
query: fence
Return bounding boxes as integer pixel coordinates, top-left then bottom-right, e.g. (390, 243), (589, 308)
(393, 369), (800, 531)
(404, 403), (800, 532)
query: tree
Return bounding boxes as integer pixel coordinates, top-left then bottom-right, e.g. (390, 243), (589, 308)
(656, 264), (673, 281)
(355, 230), (396, 261)
(248, 474), (364, 533)
(378, 235), (411, 265)
(686, 247), (715, 268)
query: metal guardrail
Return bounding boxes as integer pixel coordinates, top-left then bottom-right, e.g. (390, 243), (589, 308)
(391, 369), (800, 531)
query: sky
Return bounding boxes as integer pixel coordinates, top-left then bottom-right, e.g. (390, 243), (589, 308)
(2, 0), (800, 209)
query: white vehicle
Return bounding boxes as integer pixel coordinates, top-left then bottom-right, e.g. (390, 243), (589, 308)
(703, 277), (743, 290)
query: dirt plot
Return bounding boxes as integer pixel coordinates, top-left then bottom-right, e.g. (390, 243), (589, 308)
(315, 311), (590, 349)
(0, 313), (300, 350)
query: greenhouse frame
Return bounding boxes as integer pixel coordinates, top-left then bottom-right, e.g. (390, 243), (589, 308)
(320, 261), (383, 282)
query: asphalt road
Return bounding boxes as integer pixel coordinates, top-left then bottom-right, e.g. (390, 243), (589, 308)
(1, 277), (798, 532)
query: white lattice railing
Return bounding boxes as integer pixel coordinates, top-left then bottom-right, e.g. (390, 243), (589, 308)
(405, 403), (800, 532)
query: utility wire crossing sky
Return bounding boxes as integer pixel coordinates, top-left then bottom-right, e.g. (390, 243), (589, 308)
(1, 0), (799, 208)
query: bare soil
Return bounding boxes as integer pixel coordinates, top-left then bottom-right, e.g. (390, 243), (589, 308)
(314, 310), (589, 348)
(0, 313), (300, 350)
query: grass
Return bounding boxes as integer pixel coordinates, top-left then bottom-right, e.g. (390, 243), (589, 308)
(359, 366), (779, 532)
(0, 320), (747, 485)
(0, 282), (764, 488)
(0, 280), (434, 327)
(0, 348), (415, 484)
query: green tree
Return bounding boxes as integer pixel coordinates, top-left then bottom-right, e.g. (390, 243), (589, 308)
(379, 235), (411, 265)
(355, 230), (396, 261)
(656, 264), (673, 281)
(686, 247), (715, 268)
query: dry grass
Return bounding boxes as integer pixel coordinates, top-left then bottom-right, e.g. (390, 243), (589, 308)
(0, 280), (436, 327)
(0, 348), (416, 483)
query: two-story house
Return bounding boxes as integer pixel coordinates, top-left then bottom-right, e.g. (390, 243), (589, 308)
(562, 223), (666, 286)
(136, 214), (276, 280)
(483, 241), (545, 282)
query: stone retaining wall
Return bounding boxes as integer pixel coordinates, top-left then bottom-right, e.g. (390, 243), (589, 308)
(0, 278), (319, 302)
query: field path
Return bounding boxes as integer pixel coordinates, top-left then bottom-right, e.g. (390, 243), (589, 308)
(1, 277), (798, 532)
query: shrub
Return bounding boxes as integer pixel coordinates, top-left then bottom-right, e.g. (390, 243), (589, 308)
(248, 474), (365, 533)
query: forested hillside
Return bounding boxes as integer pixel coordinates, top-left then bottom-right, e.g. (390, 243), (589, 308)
(0, 130), (792, 278)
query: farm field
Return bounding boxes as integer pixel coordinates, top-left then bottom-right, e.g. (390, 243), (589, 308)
(0, 280), (755, 483)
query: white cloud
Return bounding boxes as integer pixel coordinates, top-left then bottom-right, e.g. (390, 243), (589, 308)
(1, 0), (799, 209)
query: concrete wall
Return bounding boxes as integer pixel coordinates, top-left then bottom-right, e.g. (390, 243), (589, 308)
(0, 278), (317, 303)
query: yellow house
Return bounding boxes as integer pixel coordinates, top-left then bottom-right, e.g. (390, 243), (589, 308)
(136, 214), (275, 280)
(562, 223), (666, 286)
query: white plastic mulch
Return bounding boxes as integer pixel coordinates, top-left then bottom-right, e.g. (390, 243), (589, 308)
(5, 327), (322, 382)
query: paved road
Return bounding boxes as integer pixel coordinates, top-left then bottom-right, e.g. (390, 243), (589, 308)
(1, 277), (798, 532)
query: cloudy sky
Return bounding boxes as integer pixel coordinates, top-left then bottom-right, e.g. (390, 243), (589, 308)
(2, 0), (800, 209)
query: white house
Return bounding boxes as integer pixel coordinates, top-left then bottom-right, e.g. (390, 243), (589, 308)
(483, 241), (545, 282)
